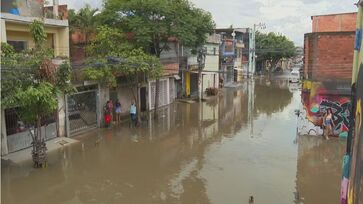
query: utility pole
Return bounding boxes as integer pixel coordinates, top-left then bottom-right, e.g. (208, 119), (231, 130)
(249, 23), (266, 78)
(197, 47), (206, 101)
(252, 24), (256, 77)
(248, 28), (253, 78)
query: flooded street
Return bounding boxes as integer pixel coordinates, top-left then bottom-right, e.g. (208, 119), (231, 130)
(1, 79), (346, 204)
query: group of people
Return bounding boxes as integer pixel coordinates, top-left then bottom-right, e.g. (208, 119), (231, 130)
(103, 99), (138, 127)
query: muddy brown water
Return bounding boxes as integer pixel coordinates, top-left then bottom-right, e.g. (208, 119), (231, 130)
(1, 79), (346, 204)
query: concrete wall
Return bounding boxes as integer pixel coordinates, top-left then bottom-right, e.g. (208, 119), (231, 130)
(1, 19), (6, 42)
(312, 13), (357, 32)
(1, 0), (43, 17)
(160, 42), (180, 76)
(98, 86), (109, 127)
(115, 85), (137, 115)
(304, 32), (355, 81)
(4, 21), (69, 57)
(203, 43), (219, 90)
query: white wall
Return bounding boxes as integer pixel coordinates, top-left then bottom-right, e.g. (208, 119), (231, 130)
(116, 86), (137, 115)
(57, 94), (66, 137)
(202, 43), (219, 90)
(98, 86), (109, 127)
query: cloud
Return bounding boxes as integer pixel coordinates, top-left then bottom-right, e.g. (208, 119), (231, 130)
(192, 0), (357, 45)
(59, 0), (102, 10)
(60, 0), (358, 45)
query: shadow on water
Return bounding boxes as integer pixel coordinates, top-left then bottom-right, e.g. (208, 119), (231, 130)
(2, 79), (341, 204)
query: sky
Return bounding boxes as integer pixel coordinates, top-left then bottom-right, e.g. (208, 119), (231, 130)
(59, 0), (358, 46)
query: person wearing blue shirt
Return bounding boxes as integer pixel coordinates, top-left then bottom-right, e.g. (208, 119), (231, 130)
(130, 102), (137, 127)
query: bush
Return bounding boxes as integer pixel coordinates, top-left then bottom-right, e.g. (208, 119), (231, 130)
(206, 87), (218, 96)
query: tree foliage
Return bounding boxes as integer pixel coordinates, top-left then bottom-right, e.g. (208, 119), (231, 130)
(13, 82), (58, 124)
(99, 0), (215, 114)
(255, 32), (296, 69)
(100, 0), (215, 56)
(30, 20), (47, 49)
(1, 20), (73, 117)
(68, 4), (99, 45)
(83, 26), (163, 87)
(1, 20), (73, 167)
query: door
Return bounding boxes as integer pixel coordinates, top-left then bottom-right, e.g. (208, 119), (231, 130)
(185, 71), (190, 97)
(140, 87), (147, 112)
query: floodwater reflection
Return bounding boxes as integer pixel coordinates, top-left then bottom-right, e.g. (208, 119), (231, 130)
(295, 135), (346, 204)
(1, 79), (344, 204)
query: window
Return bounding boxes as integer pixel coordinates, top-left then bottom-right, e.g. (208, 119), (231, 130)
(7, 41), (27, 52)
(213, 47), (217, 55)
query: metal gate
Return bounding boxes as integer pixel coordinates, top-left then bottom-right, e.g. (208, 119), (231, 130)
(66, 90), (98, 135)
(149, 79), (169, 110)
(5, 108), (57, 153)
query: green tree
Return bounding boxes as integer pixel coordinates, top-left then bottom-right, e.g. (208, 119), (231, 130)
(68, 4), (99, 46)
(100, 0), (215, 114)
(84, 26), (163, 115)
(255, 32), (296, 72)
(1, 20), (73, 167)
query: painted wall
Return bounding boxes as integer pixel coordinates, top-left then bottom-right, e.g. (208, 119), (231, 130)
(347, 65), (363, 204)
(4, 21), (69, 57)
(203, 43), (219, 90)
(298, 81), (351, 137)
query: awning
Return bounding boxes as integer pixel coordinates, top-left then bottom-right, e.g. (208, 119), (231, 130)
(173, 75), (181, 80)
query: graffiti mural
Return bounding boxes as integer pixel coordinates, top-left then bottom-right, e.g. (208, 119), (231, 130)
(320, 100), (351, 135)
(298, 81), (351, 137)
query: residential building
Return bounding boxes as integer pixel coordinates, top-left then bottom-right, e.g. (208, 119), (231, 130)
(304, 12), (357, 81)
(215, 28), (250, 84)
(202, 34), (221, 94)
(298, 12), (356, 138)
(1, 0), (69, 155)
(150, 38), (180, 109)
(183, 33), (221, 98)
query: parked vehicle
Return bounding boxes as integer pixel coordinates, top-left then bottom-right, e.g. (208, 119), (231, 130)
(289, 70), (300, 83)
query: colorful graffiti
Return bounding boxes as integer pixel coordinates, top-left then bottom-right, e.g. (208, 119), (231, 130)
(298, 81), (351, 137)
(346, 67), (363, 204)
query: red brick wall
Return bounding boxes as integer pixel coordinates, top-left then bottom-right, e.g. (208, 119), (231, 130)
(304, 35), (309, 79)
(163, 63), (179, 76)
(304, 32), (355, 81)
(312, 13), (357, 32)
(44, 5), (68, 20)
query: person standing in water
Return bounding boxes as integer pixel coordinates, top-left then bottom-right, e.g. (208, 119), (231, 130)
(323, 108), (335, 140)
(130, 102), (137, 127)
(115, 99), (121, 124)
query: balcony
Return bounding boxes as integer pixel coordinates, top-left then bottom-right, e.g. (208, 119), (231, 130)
(1, 1), (68, 27)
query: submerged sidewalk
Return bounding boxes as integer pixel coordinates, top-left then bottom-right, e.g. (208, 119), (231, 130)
(2, 137), (79, 164)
